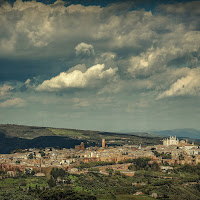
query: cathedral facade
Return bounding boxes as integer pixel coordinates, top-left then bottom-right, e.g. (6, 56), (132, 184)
(163, 136), (179, 146)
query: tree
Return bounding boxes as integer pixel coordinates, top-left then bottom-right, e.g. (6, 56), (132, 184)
(152, 151), (160, 157)
(134, 157), (151, 170)
(39, 150), (46, 157)
(128, 164), (135, 171)
(0, 189), (35, 200)
(50, 168), (66, 180)
(48, 176), (56, 187)
(28, 153), (33, 159)
(179, 154), (184, 160)
(16, 160), (20, 164)
(161, 152), (172, 159)
(38, 188), (97, 200)
(88, 168), (100, 172)
(25, 168), (36, 175)
(149, 162), (160, 171)
(16, 168), (23, 176)
(106, 168), (114, 176)
(115, 170), (121, 175)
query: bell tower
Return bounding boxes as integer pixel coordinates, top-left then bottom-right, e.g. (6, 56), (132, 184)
(102, 139), (105, 148)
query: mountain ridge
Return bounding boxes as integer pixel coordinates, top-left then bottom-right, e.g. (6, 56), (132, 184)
(118, 128), (200, 140)
(151, 128), (200, 139)
(0, 124), (162, 154)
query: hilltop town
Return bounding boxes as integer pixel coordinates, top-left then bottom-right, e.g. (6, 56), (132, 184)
(1, 136), (200, 177)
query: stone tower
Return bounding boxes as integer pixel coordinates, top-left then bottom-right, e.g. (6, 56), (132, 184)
(80, 142), (84, 150)
(102, 139), (105, 148)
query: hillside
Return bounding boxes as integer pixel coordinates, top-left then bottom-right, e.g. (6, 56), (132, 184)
(0, 124), (162, 154)
(151, 129), (200, 139)
(119, 128), (200, 140)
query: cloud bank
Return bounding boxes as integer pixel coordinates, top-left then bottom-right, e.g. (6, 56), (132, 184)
(1, 0), (199, 99)
(158, 67), (200, 99)
(0, 98), (25, 108)
(75, 43), (95, 57)
(0, 0), (200, 131)
(36, 64), (117, 92)
(0, 84), (14, 99)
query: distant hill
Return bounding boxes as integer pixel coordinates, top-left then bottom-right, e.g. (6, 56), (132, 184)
(117, 130), (154, 137)
(119, 128), (200, 140)
(0, 133), (96, 154)
(151, 129), (200, 139)
(0, 124), (161, 154)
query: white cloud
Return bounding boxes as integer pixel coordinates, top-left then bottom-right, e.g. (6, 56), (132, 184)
(0, 0), (200, 103)
(75, 42), (95, 57)
(67, 64), (87, 73)
(148, 67), (191, 92)
(128, 30), (200, 77)
(0, 98), (25, 108)
(0, 0), (199, 64)
(157, 67), (200, 99)
(25, 78), (31, 87)
(100, 52), (116, 61)
(66, 4), (101, 14)
(0, 84), (14, 99)
(0, 0), (60, 55)
(36, 64), (118, 92)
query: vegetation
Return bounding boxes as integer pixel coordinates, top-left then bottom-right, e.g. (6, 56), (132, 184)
(28, 153), (34, 159)
(50, 168), (67, 179)
(88, 168), (100, 172)
(33, 188), (97, 200)
(133, 158), (151, 170)
(0, 124), (161, 154)
(39, 150), (45, 157)
(25, 168), (36, 176)
(75, 161), (115, 170)
(1, 124), (200, 199)
(49, 128), (88, 139)
(152, 151), (172, 159)
(0, 163), (200, 199)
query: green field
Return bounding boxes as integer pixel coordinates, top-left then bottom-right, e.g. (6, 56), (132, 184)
(0, 177), (48, 190)
(49, 128), (89, 138)
(1, 163), (200, 200)
(0, 176), (48, 200)
(97, 194), (154, 200)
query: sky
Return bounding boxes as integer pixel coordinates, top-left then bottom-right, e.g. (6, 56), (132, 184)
(0, 0), (200, 132)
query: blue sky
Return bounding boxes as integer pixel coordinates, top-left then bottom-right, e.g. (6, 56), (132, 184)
(0, 0), (200, 132)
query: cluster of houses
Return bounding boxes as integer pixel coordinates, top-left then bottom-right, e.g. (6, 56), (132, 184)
(0, 136), (200, 177)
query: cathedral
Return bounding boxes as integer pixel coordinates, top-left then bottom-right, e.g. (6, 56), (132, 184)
(163, 136), (179, 146)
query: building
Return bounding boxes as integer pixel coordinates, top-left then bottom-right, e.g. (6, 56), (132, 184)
(163, 136), (179, 146)
(80, 142), (84, 150)
(75, 145), (81, 150)
(102, 139), (105, 148)
(75, 142), (85, 150)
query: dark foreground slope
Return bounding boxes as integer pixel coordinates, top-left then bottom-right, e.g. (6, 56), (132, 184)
(0, 124), (162, 153)
(0, 133), (96, 154)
